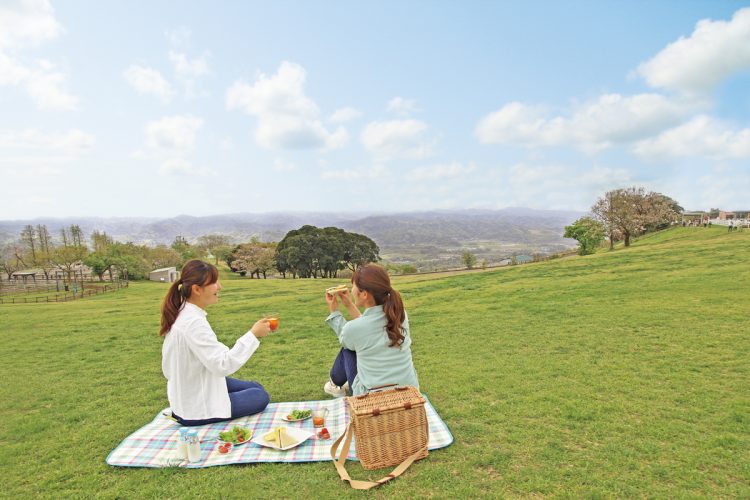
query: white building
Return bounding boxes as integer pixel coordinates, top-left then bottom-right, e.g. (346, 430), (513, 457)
(149, 267), (179, 283)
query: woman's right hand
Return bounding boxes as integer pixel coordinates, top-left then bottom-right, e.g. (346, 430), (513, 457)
(250, 319), (271, 338)
(325, 291), (339, 312)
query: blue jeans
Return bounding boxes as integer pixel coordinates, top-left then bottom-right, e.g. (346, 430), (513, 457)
(330, 348), (357, 394)
(173, 377), (270, 426)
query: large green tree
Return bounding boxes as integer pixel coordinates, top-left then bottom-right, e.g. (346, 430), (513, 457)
(275, 225), (379, 278)
(171, 236), (201, 263)
(564, 217), (606, 255)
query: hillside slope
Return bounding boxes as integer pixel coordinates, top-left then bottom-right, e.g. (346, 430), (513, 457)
(1, 227), (748, 497)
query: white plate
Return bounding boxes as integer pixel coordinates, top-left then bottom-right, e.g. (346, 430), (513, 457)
(251, 427), (314, 451)
(281, 412), (312, 422)
(217, 428), (254, 445)
(217, 436), (252, 446)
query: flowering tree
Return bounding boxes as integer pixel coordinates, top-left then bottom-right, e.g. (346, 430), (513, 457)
(592, 187), (680, 247)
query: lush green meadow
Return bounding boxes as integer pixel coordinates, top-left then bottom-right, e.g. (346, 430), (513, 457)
(1, 227), (748, 498)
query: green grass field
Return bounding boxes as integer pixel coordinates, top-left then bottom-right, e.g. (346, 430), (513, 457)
(1, 227), (748, 498)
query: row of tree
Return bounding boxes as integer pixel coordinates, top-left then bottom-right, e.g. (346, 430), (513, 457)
(565, 186), (682, 255)
(0, 224), (236, 282)
(2, 223), (381, 282)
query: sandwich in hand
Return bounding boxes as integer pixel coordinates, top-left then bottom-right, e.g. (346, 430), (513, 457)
(326, 284), (348, 295)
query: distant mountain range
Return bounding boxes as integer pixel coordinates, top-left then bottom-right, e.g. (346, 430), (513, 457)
(0, 208), (584, 270)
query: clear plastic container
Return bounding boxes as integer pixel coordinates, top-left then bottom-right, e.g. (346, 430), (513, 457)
(176, 427), (189, 460)
(187, 430), (201, 463)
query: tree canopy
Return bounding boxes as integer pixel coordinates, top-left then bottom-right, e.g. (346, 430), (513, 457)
(592, 187), (680, 247)
(230, 241), (277, 278)
(564, 217), (606, 255)
(275, 225), (379, 278)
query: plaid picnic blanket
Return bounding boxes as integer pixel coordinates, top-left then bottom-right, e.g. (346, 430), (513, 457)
(106, 395), (453, 468)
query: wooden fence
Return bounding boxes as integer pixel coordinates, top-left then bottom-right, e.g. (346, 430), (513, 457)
(0, 281), (128, 304)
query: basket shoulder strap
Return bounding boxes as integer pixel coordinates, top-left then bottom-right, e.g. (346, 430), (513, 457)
(330, 423), (426, 490)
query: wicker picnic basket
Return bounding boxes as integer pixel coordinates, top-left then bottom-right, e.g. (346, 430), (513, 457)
(331, 385), (429, 490)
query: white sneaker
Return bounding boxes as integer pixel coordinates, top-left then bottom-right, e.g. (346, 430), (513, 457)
(324, 380), (348, 398)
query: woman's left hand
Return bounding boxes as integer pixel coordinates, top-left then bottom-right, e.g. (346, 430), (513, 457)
(338, 289), (353, 305)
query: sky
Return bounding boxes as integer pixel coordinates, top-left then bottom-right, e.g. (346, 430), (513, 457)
(1, 0), (749, 220)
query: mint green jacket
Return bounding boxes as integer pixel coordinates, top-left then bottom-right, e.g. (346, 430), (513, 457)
(325, 305), (419, 395)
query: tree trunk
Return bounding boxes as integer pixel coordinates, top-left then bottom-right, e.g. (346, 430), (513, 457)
(624, 232), (631, 247)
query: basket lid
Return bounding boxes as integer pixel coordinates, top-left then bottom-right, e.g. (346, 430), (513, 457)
(347, 386), (425, 416)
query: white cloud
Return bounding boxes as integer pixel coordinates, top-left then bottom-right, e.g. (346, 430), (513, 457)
(476, 94), (696, 153)
(0, 129), (94, 152)
(0, 52), (29, 84)
(273, 159), (297, 172)
(124, 65), (173, 101)
(0, 0), (62, 49)
(361, 119), (434, 159)
(0, 1), (77, 110)
(637, 7), (750, 94)
(329, 107), (362, 123)
(226, 61), (347, 150)
(634, 115), (750, 161)
(321, 164), (388, 180)
(387, 97), (418, 115)
(168, 50), (209, 78)
(499, 163), (634, 209)
(146, 115), (203, 151)
(255, 115), (348, 150)
(159, 158), (216, 177)
(693, 170), (750, 209)
(165, 26), (192, 48)
(407, 162), (476, 181)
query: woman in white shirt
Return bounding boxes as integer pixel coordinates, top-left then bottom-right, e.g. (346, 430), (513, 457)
(160, 259), (271, 426)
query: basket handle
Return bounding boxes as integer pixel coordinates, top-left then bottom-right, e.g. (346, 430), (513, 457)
(330, 423), (426, 490)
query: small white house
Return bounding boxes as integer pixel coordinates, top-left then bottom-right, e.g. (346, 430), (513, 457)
(149, 267), (179, 283)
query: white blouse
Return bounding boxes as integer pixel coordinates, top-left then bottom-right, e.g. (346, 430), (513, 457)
(162, 302), (260, 420)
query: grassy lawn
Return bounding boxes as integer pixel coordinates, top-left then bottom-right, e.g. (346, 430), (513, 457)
(1, 227), (748, 497)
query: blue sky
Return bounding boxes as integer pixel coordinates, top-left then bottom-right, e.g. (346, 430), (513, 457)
(1, 0), (749, 219)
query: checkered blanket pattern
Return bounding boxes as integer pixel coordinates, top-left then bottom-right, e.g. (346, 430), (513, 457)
(106, 395), (453, 468)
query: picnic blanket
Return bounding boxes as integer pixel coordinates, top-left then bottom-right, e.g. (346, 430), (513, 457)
(106, 395), (453, 468)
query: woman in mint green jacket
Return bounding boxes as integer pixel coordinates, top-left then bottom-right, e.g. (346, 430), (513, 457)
(324, 264), (419, 396)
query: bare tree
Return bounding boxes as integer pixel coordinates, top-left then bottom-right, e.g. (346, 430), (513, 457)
(20, 225), (37, 263)
(0, 241), (26, 280)
(53, 225), (89, 284)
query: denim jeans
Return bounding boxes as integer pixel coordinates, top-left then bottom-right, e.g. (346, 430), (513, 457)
(172, 377), (270, 426)
(329, 348), (357, 394)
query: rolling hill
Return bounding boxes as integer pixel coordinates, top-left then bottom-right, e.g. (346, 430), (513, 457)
(1, 226), (748, 497)
(0, 208), (582, 269)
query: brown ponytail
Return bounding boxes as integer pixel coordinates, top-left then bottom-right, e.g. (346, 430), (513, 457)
(352, 264), (405, 347)
(159, 259), (218, 336)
